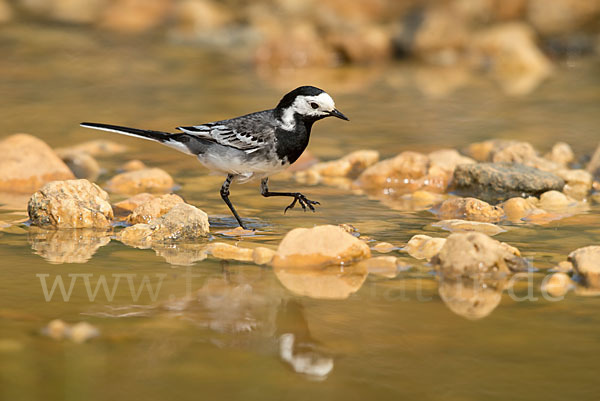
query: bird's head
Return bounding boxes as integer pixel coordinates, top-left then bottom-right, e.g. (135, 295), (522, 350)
(276, 86), (349, 126)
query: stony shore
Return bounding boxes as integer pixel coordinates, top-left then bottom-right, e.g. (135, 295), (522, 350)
(1, 132), (599, 308)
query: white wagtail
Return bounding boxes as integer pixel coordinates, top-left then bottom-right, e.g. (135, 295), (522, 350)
(81, 86), (348, 229)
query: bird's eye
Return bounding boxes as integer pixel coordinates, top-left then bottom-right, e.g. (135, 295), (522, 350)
(310, 102), (319, 109)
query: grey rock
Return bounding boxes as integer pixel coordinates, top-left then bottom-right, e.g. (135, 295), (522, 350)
(452, 162), (565, 203)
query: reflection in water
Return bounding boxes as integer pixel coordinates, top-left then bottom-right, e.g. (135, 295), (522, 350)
(166, 270), (335, 377)
(438, 274), (506, 320)
(152, 243), (208, 266)
(279, 334), (334, 378)
(28, 227), (111, 264)
(276, 300), (334, 378)
(273, 263), (368, 300)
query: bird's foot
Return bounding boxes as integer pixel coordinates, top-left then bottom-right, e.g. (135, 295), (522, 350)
(284, 193), (320, 213)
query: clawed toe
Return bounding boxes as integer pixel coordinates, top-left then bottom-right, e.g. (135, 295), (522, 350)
(283, 193), (319, 213)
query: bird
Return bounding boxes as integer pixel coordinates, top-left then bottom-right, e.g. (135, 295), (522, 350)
(80, 86), (349, 229)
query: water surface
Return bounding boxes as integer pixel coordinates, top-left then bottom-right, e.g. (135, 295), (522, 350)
(1, 25), (600, 401)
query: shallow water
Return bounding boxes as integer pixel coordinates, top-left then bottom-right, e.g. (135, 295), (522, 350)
(1, 25), (600, 400)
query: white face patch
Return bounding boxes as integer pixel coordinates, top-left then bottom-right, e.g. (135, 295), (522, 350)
(280, 92), (336, 130)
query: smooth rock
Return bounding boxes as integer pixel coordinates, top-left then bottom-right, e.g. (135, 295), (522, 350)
(55, 139), (128, 157)
(569, 246), (600, 288)
(437, 197), (504, 223)
(112, 193), (156, 217)
(433, 219), (505, 236)
(500, 196), (538, 222)
(253, 247), (276, 265)
(542, 273), (573, 298)
(105, 168), (174, 194)
(0, 134), (74, 193)
(28, 179), (113, 228)
(453, 162), (565, 202)
(556, 169), (593, 200)
(538, 190), (570, 210)
(555, 261), (574, 273)
(372, 242), (396, 253)
(127, 194), (184, 224)
(272, 225), (371, 268)
(121, 159), (147, 171)
(433, 232), (525, 277)
(404, 234), (446, 260)
(208, 242), (254, 262)
(56, 150), (101, 181)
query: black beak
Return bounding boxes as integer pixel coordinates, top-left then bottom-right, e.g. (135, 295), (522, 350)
(328, 109), (349, 121)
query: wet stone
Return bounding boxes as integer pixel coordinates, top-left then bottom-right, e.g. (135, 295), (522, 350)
(433, 219), (505, 236)
(437, 197), (504, 223)
(432, 232), (526, 277)
(568, 246), (600, 289)
(452, 162), (565, 203)
(404, 234), (446, 260)
(118, 203), (209, 245)
(272, 225), (371, 269)
(126, 194), (184, 225)
(28, 179), (113, 229)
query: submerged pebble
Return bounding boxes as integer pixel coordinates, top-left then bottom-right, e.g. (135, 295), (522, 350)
(433, 219), (505, 236)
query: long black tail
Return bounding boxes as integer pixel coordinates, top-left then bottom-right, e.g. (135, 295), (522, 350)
(80, 122), (192, 155)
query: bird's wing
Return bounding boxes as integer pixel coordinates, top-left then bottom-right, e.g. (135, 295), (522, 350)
(176, 110), (276, 154)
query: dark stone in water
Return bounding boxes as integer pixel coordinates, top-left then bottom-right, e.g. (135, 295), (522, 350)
(452, 163), (565, 203)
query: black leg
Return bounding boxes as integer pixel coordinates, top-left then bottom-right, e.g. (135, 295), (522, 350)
(220, 174), (247, 229)
(260, 178), (320, 213)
